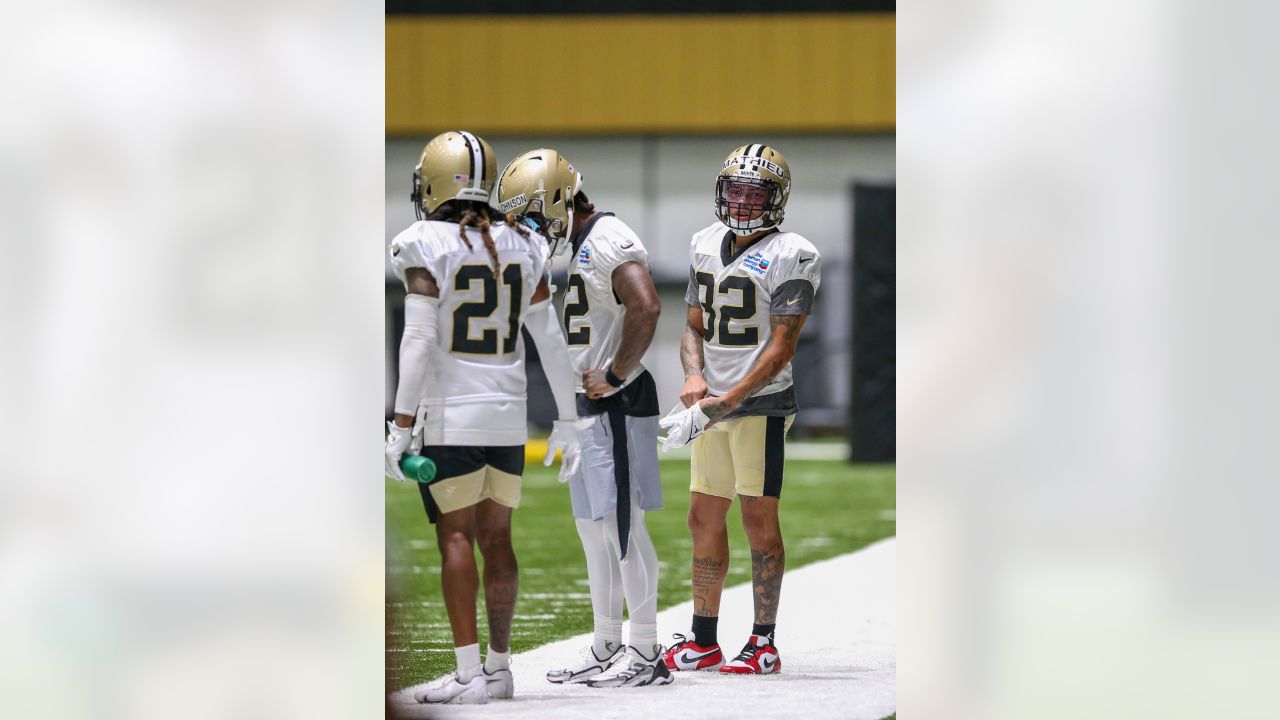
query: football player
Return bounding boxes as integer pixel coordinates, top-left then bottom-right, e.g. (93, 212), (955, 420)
(659, 144), (821, 676)
(384, 131), (584, 704)
(495, 149), (671, 688)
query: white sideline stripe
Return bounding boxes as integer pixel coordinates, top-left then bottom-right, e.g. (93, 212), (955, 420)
(658, 441), (850, 462)
(390, 538), (896, 720)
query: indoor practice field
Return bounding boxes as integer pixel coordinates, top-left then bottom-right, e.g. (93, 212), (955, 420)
(385, 449), (895, 693)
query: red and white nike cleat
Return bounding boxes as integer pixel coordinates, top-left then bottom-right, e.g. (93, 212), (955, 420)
(719, 635), (781, 675)
(660, 633), (724, 671)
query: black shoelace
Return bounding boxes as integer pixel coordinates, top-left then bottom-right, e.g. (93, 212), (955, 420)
(733, 641), (766, 663)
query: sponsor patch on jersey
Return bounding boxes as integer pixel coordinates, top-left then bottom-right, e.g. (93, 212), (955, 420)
(742, 251), (771, 277)
(577, 243), (592, 268)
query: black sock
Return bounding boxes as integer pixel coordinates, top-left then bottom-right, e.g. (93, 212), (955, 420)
(752, 623), (776, 643)
(691, 615), (718, 647)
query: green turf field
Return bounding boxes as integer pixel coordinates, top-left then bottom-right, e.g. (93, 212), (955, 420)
(385, 457), (895, 691)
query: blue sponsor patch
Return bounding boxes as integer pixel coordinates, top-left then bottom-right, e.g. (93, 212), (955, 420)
(742, 251), (771, 277)
(577, 243), (592, 268)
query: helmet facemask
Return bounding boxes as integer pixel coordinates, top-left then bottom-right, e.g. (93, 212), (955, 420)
(715, 175), (784, 236)
(411, 166), (425, 221)
(513, 194), (573, 257)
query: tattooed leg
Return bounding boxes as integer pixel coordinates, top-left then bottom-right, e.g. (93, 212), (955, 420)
(740, 495), (785, 624)
(688, 491), (732, 616)
(475, 499), (518, 652)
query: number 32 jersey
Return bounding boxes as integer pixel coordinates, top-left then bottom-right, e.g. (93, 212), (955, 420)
(684, 222), (822, 416)
(389, 219), (550, 446)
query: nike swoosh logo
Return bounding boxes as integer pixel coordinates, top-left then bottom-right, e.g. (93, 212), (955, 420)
(762, 657), (776, 670)
(620, 242), (634, 249)
(785, 297), (800, 306)
(677, 649), (717, 664)
(799, 256), (812, 264)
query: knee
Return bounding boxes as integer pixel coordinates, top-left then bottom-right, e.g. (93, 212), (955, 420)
(687, 507), (725, 539)
(476, 522), (513, 558)
(437, 528), (474, 561)
(740, 508), (781, 547)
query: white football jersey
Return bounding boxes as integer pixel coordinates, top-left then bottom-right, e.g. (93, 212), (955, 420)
(390, 219), (550, 446)
(561, 214), (650, 391)
(684, 222), (822, 415)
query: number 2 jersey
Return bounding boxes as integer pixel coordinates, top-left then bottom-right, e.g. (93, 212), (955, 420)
(684, 222), (822, 417)
(389, 219), (550, 446)
(562, 213), (651, 392)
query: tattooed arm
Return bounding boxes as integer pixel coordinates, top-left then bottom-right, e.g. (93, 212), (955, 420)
(699, 313), (807, 423)
(583, 261), (661, 398)
(679, 304), (710, 406)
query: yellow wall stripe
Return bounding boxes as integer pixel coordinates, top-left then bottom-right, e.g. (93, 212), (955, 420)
(386, 14), (894, 135)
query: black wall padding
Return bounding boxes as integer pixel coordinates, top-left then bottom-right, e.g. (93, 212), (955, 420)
(848, 182), (895, 462)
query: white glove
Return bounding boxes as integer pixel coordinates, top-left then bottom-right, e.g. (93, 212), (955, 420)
(385, 421), (414, 482)
(658, 402), (711, 452)
(544, 419), (593, 483)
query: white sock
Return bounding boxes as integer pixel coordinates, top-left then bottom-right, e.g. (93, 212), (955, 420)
(454, 643), (481, 682)
(593, 616), (623, 658)
(484, 647), (510, 673)
(630, 621), (659, 655)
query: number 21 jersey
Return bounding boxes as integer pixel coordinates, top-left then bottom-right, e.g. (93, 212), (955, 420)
(390, 219), (550, 446)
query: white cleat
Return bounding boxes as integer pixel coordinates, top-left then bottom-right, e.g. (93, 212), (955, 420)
(413, 673), (488, 704)
(546, 645), (623, 684)
(587, 645), (674, 688)
(484, 666), (514, 699)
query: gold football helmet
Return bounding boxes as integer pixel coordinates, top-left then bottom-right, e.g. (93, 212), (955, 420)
(715, 144), (791, 235)
(411, 130), (497, 220)
(494, 148), (583, 256)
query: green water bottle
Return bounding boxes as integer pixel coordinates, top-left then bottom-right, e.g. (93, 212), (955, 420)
(401, 455), (437, 484)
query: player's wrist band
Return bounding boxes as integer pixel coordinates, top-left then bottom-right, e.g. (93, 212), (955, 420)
(605, 369), (625, 388)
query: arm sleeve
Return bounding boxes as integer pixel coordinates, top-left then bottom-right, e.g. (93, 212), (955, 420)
(393, 294), (439, 415)
(525, 297), (579, 421)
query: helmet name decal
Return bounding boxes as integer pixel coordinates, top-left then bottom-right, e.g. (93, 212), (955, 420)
(498, 193), (527, 213)
(724, 156), (786, 178)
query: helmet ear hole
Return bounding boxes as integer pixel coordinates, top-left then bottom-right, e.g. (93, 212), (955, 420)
(552, 188), (561, 205)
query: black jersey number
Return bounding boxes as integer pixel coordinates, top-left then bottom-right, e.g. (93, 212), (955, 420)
(451, 263), (524, 355)
(695, 272), (759, 347)
(562, 273), (591, 346)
